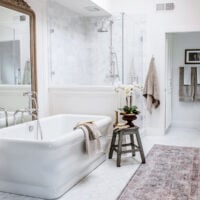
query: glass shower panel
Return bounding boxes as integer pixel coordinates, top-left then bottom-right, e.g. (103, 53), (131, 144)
(111, 14), (123, 85)
(48, 1), (147, 87)
(123, 15), (147, 127)
(123, 15), (147, 85)
(88, 14), (123, 85)
(48, 0), (124, 86)
(85, 16), (112, 85)
(48, 13), (90, 85)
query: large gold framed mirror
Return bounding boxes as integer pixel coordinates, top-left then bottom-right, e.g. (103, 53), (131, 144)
(0, 0), (37, 128)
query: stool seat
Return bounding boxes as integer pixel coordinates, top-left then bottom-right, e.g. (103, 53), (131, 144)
(109, 126), (145, 167)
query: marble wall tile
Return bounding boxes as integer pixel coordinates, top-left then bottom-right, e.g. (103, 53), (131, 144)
(48, 1), (124, 86)
(47, 1), (147, 92)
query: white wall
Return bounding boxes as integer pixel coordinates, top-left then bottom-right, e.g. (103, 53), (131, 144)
(165, 34), (173, 131)
(105, 0), (200, 134)
(48, 86), (117, 118)
(48, 86), (143, 127)
(171, 32), (200, 128)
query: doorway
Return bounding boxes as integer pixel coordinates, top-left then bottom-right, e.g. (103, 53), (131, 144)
(165, 32), (200, 132)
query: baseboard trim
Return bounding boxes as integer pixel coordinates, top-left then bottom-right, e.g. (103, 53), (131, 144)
(172, 121), (200, 129)
(141, 127), (165, 136)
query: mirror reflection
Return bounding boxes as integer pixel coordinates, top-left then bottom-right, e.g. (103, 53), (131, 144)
(0, 6), (31, 85)
(0, 6), (32, 128)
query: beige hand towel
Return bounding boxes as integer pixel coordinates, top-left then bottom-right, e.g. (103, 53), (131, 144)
(179, 67), (195, 102)
(143, 57), (160, 113)
(74, 122), (102, 156)
(194, 67), (200, 101)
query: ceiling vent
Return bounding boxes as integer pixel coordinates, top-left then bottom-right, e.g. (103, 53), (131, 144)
(165, 3), (175, 10)
(156, 3), (165, 11)
(156, 3), (175, 11)
(85, 6), (101, 12)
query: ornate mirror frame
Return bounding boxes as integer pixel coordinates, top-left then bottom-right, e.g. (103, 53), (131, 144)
(0, 0), (37, 109)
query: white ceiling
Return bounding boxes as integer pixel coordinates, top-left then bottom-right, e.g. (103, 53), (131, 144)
(52, 0), (111, 16)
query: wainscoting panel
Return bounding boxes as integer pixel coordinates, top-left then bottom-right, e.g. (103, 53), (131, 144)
(49, 87), (118, 119)
(0, 85), (31, 110)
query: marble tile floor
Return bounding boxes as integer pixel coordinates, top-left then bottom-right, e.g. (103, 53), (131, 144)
(0, 127), (200, 200)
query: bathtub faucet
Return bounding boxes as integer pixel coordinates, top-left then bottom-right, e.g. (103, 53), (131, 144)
(0, 107), (8, 127)
(23, 91), (38, 112)
(23, 92), (43, 140)
(13, 92), (39, 124)
(13, 109), (28, 125)
(23, 91), (39, 119)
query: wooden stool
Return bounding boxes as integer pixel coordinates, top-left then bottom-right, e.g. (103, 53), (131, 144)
(108, 126), (145, 167)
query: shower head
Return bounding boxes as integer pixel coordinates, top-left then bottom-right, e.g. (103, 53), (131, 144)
(97, 27), (109, 32)
(97, 19), (113, 33)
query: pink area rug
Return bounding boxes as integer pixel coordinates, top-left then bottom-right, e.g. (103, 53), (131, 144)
(118, 144), (200, 200)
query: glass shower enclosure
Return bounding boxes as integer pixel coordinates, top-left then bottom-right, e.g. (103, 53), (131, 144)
(48, 0), (146, 87)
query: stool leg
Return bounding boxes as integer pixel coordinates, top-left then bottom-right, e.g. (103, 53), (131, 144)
(130, 134), (135, 157)
(117, 132), (123, 167)
(109, 132), (117, 159)
(135, 130), (146, 164)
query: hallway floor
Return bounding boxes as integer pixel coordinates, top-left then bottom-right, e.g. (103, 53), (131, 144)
(1, 127), (200, 200)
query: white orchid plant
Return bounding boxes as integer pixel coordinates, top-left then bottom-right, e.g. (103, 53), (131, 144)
(115, 83), (143, 115)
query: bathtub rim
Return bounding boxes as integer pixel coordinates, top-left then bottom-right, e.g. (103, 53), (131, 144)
(0, 114), (112, 148)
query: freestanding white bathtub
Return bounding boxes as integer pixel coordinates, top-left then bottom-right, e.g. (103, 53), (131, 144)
(0, 114), (112, 199)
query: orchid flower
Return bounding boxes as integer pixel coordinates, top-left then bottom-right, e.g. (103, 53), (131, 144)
(114, 82), (143, 111)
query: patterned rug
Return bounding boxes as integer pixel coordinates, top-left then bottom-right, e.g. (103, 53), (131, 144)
(118, 144), (200, 200)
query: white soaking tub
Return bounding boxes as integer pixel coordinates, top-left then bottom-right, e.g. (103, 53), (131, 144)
(0, 114), (112, 199)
